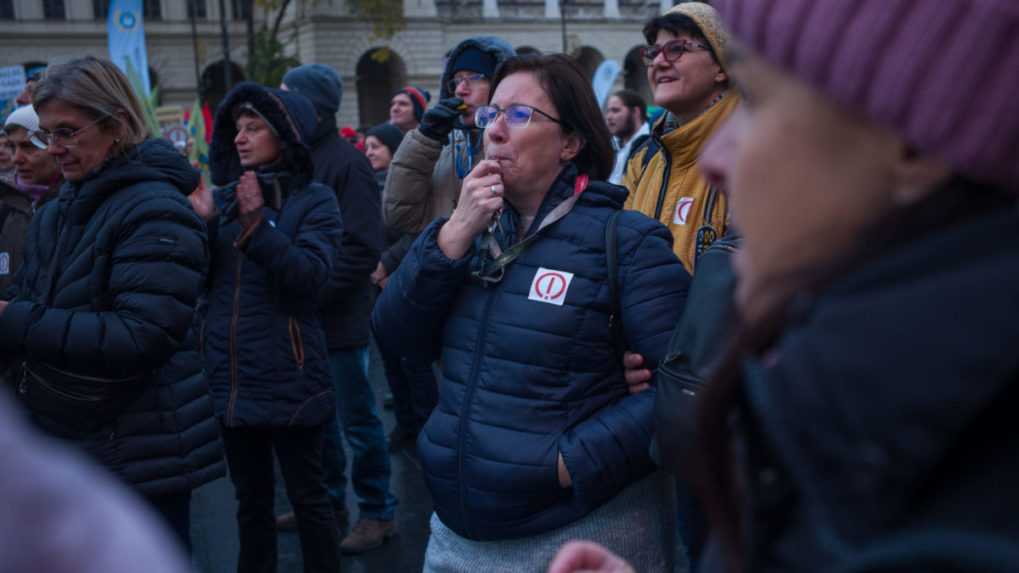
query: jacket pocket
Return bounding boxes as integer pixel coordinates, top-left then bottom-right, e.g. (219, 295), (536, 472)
(287, 317), (305, 370)
(18, 362), (145, 436)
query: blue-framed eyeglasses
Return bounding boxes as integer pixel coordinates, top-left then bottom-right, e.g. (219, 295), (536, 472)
(474, 104), (562, 129)
(447, 73), (488, 93)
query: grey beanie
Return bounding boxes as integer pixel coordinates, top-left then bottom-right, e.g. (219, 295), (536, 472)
(282, 64), (343, 116)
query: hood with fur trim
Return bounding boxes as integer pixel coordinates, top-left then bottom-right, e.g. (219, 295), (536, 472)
(439, 36), (516, 100)
(209, 82), (318, 186)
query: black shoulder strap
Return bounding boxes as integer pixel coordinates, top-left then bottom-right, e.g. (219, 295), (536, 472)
(0, 205), (12, 233)
(626, 133), (651, 164)
(637, 136), (660, 176)
(605, 209), (624, 356)
(694, 185), (723, 264)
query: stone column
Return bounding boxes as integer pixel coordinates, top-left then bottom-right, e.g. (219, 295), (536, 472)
(604, 0), (620, 18)
(545, 0), (560, 19)
(404, 0), (438, 18)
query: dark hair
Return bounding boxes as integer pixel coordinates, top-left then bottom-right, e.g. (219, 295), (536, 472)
(643, 13), (720, 65)
(490, 54), (614, 182)
(611, 89), (647, 122)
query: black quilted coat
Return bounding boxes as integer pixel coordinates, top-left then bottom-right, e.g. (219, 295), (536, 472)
(0, 138), (225, 496)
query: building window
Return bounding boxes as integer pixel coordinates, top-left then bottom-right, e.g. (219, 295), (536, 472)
(143, 0), (161, 20)
(43, 0), (66, 20)
(231, 0), (251, 20)
(96, 1), (162, 21)
(187, 0), (207, 19)
(0, 0), (14, 20)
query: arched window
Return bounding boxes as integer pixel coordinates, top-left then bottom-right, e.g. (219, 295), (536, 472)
(356, 48), (408, 127)
(200, 60), (247, 114)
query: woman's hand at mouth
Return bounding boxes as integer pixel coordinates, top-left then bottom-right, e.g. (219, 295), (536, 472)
(438, 160), (505, 260)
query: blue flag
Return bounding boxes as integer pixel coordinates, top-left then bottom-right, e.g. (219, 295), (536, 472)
(107, 0), (151, 97)
(592, 60), (621, 110)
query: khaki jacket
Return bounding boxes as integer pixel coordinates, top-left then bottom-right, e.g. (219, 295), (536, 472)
(623, 92), (740, 273)
(383, 128), (482, 234)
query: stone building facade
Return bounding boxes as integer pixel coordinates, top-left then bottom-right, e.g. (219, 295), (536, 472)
(0, 0), (673, 127)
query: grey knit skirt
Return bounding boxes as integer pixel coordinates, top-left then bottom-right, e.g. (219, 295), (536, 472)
(423, 471), (687, 573)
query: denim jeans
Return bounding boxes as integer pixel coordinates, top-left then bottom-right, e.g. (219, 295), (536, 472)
(322, 346), (398, 520)
(381, 347), (438, 434)
(221, 424), (339, 573)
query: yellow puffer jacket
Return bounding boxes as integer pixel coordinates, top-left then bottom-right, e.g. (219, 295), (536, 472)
(622, 92), (739, 274)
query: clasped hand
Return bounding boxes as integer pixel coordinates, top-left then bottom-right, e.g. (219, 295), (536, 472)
(236, 171), (264, 231)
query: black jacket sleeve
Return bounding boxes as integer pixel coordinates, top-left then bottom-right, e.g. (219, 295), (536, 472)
(239, 188), (342, 299)
(320, 151), (383, 306)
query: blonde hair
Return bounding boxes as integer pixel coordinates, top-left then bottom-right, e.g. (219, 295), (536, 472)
(33, 56), (149, 156)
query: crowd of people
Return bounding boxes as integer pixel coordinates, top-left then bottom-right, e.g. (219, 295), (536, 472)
(0, 0), (1017, 572)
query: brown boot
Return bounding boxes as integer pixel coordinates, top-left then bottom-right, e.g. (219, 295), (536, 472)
(339, 518), (396, 554)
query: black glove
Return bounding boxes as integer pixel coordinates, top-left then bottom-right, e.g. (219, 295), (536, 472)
(419, 97), (465, 143)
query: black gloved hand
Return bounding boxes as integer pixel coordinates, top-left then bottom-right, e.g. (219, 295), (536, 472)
(419, 97), (465, 144)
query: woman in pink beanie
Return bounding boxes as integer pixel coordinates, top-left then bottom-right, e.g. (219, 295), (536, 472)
(549, 1), (1019, 572)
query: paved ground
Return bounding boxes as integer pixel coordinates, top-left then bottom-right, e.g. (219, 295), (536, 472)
(191, 342), (434, 572)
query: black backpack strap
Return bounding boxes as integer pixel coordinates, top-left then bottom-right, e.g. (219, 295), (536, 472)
(605, 210), (624, 356)
(0, 205), (12, 233)
(635, 136), (660, 180)
(694, 185), (722, 264)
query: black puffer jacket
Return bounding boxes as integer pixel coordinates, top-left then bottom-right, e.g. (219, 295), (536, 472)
(0, 138), (224, 496)
(205, 82), (342, 428)
(310, 124), (383, 350)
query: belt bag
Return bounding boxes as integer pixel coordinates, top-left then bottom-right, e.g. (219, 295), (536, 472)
(18, 361), (148, 433)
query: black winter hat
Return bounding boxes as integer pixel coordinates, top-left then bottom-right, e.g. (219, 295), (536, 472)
(450, 48), (498, 78)
(366, 122), (405, 155)
(210, 82), (318, 186)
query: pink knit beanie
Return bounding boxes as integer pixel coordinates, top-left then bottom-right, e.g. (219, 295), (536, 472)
(713, 0), (1019, 190)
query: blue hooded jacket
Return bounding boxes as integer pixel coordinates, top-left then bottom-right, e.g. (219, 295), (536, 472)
(205, 82), (343, 427)
(373, 165), (690, 540)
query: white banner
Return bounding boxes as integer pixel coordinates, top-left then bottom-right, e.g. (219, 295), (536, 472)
(0, 65), (26, 102)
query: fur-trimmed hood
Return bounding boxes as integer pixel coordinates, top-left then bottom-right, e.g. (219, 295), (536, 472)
(209, 82), (318, 186)
(439, 36), (517, 100)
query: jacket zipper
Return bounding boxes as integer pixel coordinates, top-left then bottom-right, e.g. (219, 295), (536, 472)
(457, 288), (498, 538)
(225, 255), (244, 424)
(288, 317), (305, 370)
(652, 141), (673, 221)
